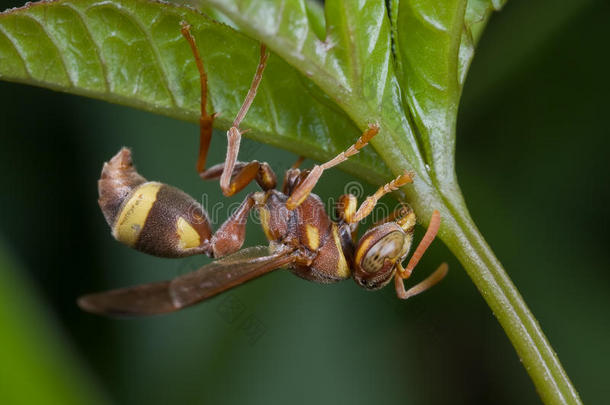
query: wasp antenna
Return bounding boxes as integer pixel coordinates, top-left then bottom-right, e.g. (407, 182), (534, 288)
(349, 172), (415, 224)
(350, 123), (380, 155)
(395, 262), (448, 300)
(404, 210), (441, 273)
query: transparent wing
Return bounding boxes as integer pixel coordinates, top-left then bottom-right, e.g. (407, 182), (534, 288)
(78, 246), (297, 317)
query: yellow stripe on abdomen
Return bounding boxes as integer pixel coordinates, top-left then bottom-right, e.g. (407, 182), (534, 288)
(113, 182), (162, 247)
(176, 216), (201, 249)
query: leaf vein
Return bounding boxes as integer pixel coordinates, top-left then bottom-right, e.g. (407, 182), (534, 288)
(0, 24), (32, 79)
(98, 4), (178, 107)
(62, 2), (110, 92)
(409, 4), (449, 33)
(365, 5), (384, 56)
(19, 14), (74, 86)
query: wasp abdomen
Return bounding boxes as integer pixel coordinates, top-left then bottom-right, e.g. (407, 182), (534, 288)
(98, 148), (213, 258)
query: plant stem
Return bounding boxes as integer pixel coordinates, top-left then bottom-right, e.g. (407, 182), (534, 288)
(371, 110), (581, 404)
(439, 196), (582, 404)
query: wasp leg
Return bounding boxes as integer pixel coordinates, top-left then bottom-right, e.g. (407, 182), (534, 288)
(279, 156), (308, 194)
(280, 156), (307, 192)
(182, 19), (269, 196)
(291, 156), (306, 169)
(201, 161), (277, 192)
(210, 194), (257, 258)
(348, 172), (414, 224)
(394, 210), (447, 299)
(372, 203), (412, 227)
(216, 44), (269, 196)
(180, 21), (216, 175)
(285, 123), (380, 210)
(334, 194), (359, 241)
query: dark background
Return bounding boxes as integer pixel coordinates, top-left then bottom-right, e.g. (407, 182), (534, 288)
(0, 0), (608, 404)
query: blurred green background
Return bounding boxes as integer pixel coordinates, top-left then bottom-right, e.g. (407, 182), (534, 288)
(0, 0), (608, 404)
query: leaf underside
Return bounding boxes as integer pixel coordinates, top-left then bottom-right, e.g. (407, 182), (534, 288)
(0, 0), (389, 186)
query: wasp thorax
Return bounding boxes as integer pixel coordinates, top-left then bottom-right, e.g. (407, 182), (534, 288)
(353, 223), (412, 290)
(98, 148), (213, 258)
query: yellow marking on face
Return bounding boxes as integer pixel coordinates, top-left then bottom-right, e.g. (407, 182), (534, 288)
(355, 233), (375, 268)
(259, 207), (274, 240)
(305, 224), (320, 251)
(331, 225), (350, 278)
(176, 217), (201, 249)
(113, 182), (161, 247)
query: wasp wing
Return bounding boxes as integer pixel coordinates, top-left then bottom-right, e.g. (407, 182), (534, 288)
(169, 246), (297, 309)
(78, 280), (173, 317)
(78, 246), (297, 317)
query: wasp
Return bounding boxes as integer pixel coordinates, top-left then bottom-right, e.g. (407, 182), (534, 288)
(77, 23), (447, 317)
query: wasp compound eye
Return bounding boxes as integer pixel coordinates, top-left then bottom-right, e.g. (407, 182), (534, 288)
(352, 223), (412, 291)
(361, 231), (407, 274)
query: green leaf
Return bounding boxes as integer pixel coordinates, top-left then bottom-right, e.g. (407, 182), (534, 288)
(0, 0), (388, 185)
(390, 0), (505, 188)
(304, 0), (326, 40)
(0, 239), (108, 405)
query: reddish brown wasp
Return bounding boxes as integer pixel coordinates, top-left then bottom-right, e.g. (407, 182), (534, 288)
(77, 23), (447, 317)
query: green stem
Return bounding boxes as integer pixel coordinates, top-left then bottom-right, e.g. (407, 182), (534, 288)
(439, 197), (582, 404)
